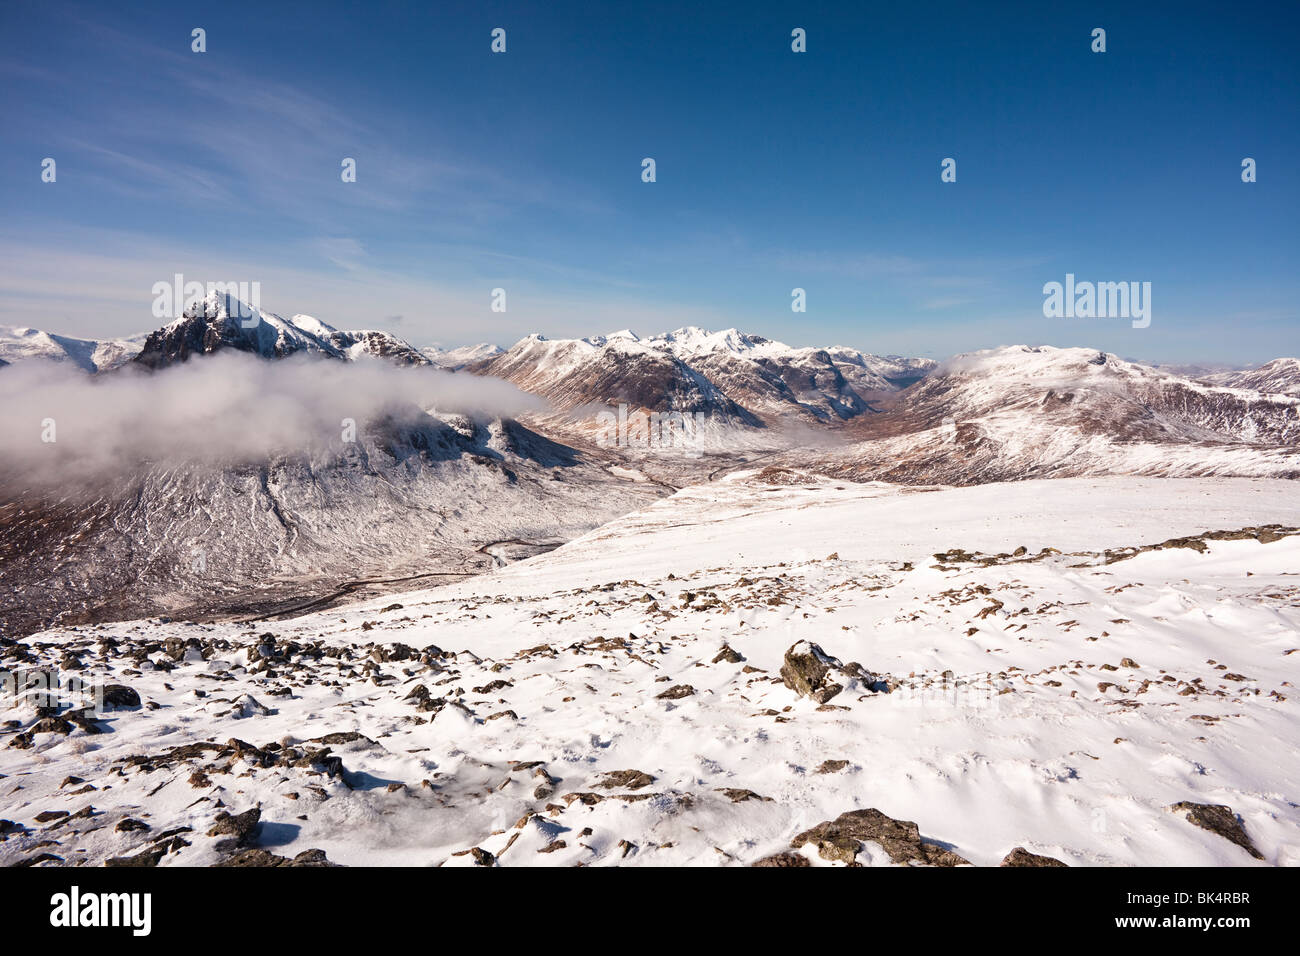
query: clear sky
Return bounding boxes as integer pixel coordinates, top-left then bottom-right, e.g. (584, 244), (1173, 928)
(1, 0), (1296, 363)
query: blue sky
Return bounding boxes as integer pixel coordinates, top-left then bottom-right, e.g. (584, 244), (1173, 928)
(1, 0), (1296, 363)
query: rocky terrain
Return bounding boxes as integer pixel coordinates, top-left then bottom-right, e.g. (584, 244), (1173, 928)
(3, 476), (1297, 867)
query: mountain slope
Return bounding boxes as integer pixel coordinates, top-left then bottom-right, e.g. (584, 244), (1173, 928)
(328, 329), (431, 366)
(473, 332), (761, 424)
(0, 325), (147, 372)
(810, 345), (1300, 483)
(1207, 358), (1300, 397)
(473, 326), (935, 427)
(424, 343), (505, 369)
(0, 408), (663, 637)
(5, 476), (1298, 866)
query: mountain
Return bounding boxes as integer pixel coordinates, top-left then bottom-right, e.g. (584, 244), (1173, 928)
(3, 298), (432, 374)
(471, 331), (761, 424)
(471, 326), (936, 427)
(0, 325), (147, 372)
(1205, 358), (1300, 397)
(132, 290), (441, 369)
(807, 345), (1300, 483)
(0, 404), (663, 638)
(0, 293), (667, 637)
(423, 342), (504, 369)
(327, 329), (431, 366)
(824, 347), (936, 392)
(133, 291), (345, 367)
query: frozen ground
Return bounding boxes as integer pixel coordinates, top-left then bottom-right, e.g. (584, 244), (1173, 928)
(2, 476), (1298, 866)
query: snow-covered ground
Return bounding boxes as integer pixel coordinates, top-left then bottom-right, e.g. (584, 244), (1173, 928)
(3, 476), (1298, 866)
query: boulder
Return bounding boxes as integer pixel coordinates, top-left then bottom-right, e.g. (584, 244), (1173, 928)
(100, 684), (141, 710)
(1000, 846), (1067, 867)
(790, 808), (970, 866)
(780, 642), (880, 703)
(1168, 802), (1263, 859)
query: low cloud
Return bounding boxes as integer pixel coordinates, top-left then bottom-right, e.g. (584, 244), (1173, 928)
(0, 352), (545, 488)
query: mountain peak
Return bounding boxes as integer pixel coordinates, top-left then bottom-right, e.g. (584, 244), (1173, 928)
(180, 287), (263, 326)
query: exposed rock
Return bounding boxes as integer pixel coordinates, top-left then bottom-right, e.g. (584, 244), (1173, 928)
(233, 694), (273, 718)
(30, 717), (73, 736)
(715, 788), (771, 803)
(597, 769), (656, 790)
(780, 641), (871, 704)
(655, 684), (695, 700)
(752, 851), (811, 867)
(1168, 802), (1263, 859)
(0, 819), (26, 840)
(790, 808), (970, 866)
(816, 759), (850, 774)
(100, 684), (141, 709)
(215, 847), (338, 867)
(308, 732), (373, 746)
(105, 846), (166, 867)
(1000, 846), (1068, 867)
(712, 645), (745, 664)
(206, 808), (261, 848)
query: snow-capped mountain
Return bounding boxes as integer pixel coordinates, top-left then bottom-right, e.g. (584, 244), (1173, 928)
(133, 291), (345, 367)
(0, 404), (662, 639)
(471, 326), (935, 426)
(422, 342), (504, 369)
(326, 329), (430, 366)
(3, 300), (432, 374)
(132, 290), (429, 369)
(824, 347), (936, 392)
(471, 331), (762, 424)
(811, 345), (1300, 483)
(0, 325), (147, 372)
(1206, 357), (1300, 397)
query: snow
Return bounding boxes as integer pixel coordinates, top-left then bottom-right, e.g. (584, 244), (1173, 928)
(0, 325), (146, 373)
(423, 343), (505, 369)
(288, 314), (338, 339)
(4, 476), (1298, 867)
(1209, 358), (1300, 397)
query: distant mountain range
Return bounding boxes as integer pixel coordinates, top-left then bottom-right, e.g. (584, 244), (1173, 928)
(3, 296), (1299, 637)
(808, 345), (1300, 484)
(471, 328), (935, 427)
(1205, 358), (1300, 396)
(0, 292), (501, 373)
(0, 325), (147, 373)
